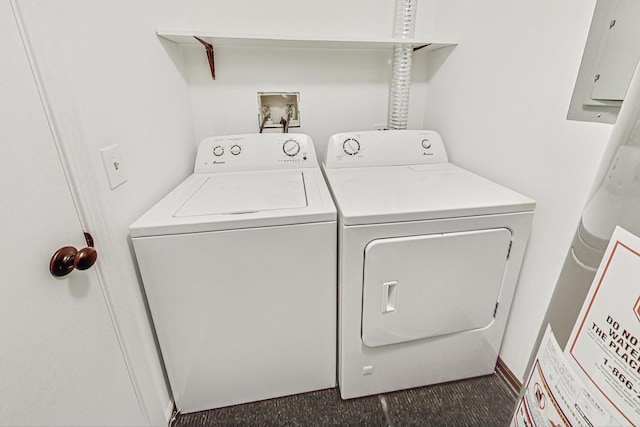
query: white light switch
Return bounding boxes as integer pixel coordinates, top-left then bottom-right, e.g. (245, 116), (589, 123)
(100, 144), (127, 189)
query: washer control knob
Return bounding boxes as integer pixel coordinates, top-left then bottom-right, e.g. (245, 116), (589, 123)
(343, 138), (360, 156)
(230, 144), (242, 155)
(421, 139), (432, 149)
(283, 139), (300, 157)
(213, 145), (224, 156)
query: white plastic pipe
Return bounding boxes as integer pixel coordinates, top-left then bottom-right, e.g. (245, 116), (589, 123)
(525, 61), (640, 374)
(578, 60), (640, 255)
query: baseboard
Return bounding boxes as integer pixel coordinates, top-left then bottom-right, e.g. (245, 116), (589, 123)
(496, 357), (522, 396)
(165, 399), (176, 426)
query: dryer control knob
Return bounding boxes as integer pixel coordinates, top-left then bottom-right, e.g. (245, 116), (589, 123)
(283, 139), (300, 157)
(421, 139), (432, 149)
(230, 144), (242, 155)
(343, 138), (360, 156)
(213, 145), (224, 156)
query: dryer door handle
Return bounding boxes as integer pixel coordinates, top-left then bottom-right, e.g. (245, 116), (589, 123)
(382, 281), (398, 313)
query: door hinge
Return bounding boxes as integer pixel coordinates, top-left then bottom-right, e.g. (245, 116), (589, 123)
(84, 231), (94, 248)
(506, 241), (513, 259)
(493, 302), (499, 318)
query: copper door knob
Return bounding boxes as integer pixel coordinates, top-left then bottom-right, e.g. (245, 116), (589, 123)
(49, 245), (98, 277)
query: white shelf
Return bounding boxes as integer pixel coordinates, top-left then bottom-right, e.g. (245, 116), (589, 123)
(156, 29), (455, 51)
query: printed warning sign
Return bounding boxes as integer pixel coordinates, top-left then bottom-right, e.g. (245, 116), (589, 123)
(566, 226), (640, 426)
(511, 325), (617, 427)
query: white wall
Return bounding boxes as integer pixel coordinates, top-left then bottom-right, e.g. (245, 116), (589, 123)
(423, 0), (613, 379)
(15, 1), (620, 419)
(14, 0), (441, 422)
(168, 0), (619, 381)
(16, 0), (196, 423)
(155, 0), (439, 157)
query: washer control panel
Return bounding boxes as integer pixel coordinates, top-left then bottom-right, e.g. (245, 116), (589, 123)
(195, 133), (317, 173)
(324, 130), (448, 169)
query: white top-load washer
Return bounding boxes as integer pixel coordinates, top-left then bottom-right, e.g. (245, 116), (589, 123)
(130, 134), (337, 413)
(322, 130), (535, 399)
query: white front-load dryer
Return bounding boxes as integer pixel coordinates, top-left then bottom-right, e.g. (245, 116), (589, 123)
(322, 130), (535, 399)
(130, 134), (337, 413)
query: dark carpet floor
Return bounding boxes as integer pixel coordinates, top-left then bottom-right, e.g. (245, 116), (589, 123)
(173, 374), (517, 426)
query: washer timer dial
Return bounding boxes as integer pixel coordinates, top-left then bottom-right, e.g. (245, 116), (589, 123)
(230, 144), (242, 155)
(342, 138), (360, 156)
(421, 139), (432, 149)
(283, 139), (301, 157)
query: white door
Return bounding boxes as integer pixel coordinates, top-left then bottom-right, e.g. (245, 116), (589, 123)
(0, 3), (144, 425)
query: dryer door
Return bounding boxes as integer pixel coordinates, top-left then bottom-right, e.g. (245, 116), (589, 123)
(361, 228), (512, 347)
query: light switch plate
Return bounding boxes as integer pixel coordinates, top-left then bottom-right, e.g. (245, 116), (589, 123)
(100, 144), (127, 189)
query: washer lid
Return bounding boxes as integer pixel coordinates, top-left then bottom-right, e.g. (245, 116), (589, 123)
(130, 169), (336, 237)
(175, 171), (306, 217)
(323, 163), (535, 225)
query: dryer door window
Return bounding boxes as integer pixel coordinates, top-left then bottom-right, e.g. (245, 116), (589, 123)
(361, 228), (512, 347)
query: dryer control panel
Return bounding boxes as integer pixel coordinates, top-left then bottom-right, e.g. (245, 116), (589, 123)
(323, 130), (448, 169)
(194, 133), (318, 173)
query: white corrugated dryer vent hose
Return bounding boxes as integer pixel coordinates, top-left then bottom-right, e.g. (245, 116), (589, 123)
(388, 0), (417, 130)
